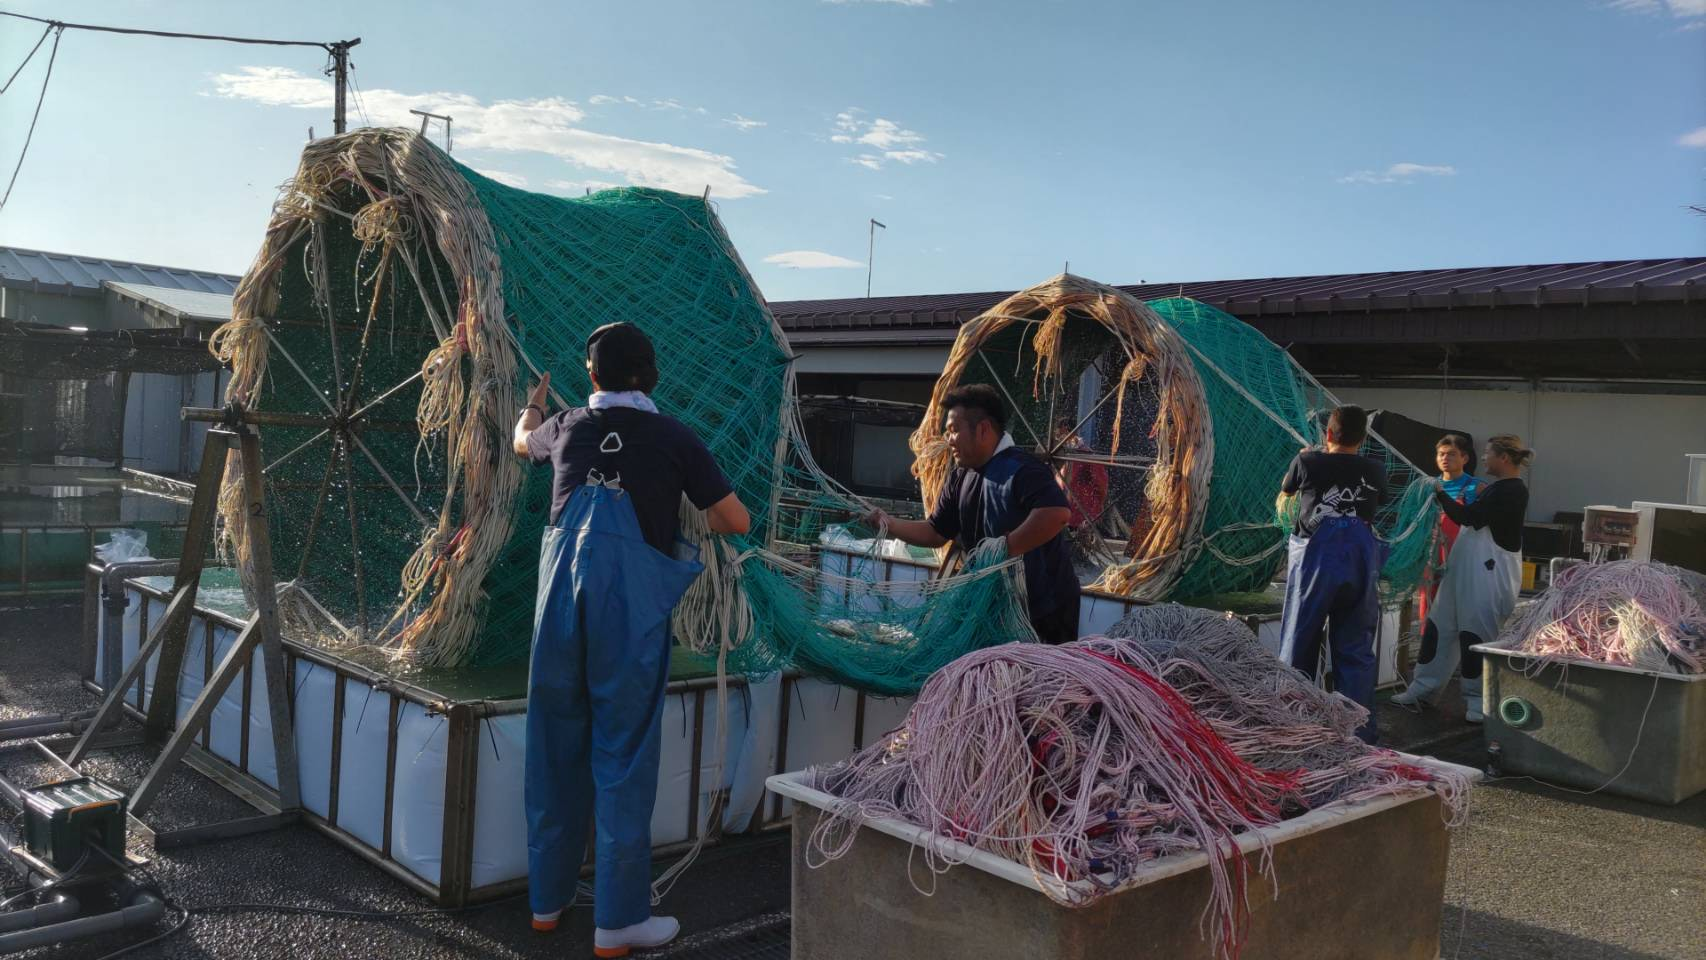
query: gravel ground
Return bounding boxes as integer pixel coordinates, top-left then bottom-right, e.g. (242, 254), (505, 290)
(4, 596), (1703, 960)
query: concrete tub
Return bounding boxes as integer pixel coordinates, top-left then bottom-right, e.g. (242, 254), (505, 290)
(1475, 642), (1706, 805)
(768, 759), (1473, 960)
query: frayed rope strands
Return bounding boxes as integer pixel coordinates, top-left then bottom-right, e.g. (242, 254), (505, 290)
(213, 129), (518, 667)
(911, 275), (1213, 600)
(1498, 560), (1706, 675)
(908, 279), (1440, 607)
(808, 605), (1469, 960)
(207, 128), (1041, 686)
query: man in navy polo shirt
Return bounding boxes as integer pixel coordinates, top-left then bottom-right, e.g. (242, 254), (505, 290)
(866, 384), (1080, 644)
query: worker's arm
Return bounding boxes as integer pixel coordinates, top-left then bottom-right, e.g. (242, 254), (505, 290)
(1005, 506), (1071, 556)
(1274, 452), (1305, 515)
(860, 508), (948, 548)
(883, 515), (950, 549)
(512, 374), (551, 459)
(705, 492), (751, 536)
(1434, 480), (1515, 530)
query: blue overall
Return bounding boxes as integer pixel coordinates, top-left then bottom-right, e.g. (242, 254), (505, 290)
(526, 483), (704, 928)
(1278, 516), (1384, 744)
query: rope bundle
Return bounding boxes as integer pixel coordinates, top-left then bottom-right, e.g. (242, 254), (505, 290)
(810, 605), (1469, 960)
(911, 275), (1213, 600)
(215, 130), (522, 666)
(1499, 560), (1706, 674)
(907, 280), (1440, 608)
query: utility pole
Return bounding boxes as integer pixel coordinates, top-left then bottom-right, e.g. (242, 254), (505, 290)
(329, 38), (362, 134)
(867, 218), (886, 298)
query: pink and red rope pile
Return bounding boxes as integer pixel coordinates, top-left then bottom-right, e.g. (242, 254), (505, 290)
(809, 606), (1469, 960)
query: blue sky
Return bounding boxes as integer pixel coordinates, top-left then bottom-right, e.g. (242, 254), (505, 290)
(1, 0), (1703, 301)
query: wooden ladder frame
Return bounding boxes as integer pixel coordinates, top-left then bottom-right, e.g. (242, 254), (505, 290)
(66, 411), (302, 846)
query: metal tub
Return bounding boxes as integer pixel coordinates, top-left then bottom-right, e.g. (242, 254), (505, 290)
(1475, 641), (1706, 805)
(82, 564), (917, 904)
(768, 759), (1474, 960)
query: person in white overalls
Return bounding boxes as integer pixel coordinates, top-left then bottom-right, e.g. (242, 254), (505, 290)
(1393, 435), (1533, 722)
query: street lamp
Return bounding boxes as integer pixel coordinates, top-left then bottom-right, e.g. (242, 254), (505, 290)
(866, 218), (886, 298)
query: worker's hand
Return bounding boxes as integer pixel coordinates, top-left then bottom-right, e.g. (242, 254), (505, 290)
(861, 507), (892, 533)
(526, 373), (551, 414)
(969, 537), (1008, 568)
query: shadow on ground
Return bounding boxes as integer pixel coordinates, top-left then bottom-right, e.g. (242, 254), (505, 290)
(5, 598), (1704, 959)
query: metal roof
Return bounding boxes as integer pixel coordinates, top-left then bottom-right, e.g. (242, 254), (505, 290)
(104, 281), (234, 322)
(0, 245), (240, 297)
(771, 257), (1706, 333)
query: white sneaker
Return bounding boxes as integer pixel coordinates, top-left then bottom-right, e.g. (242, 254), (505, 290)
(594, 915), (680, 957)
(1390, 681), (1436, 707)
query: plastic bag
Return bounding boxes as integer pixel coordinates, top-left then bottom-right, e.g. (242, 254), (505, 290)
(94, 529), (153, 563)
(818, 523), (915, 561)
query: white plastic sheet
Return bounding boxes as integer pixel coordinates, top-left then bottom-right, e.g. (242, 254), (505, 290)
(206, 625), (244, 768)
(723, 675), (781, 833)
(390, 702), (448, 886)
(291, 659), (335, 819)
(469, 714), (528, 888)
(652, 693), (694, 847)
(335, 679), (392, 849)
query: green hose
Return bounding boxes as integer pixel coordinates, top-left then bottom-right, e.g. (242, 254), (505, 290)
(1499, 696), (1533, 728)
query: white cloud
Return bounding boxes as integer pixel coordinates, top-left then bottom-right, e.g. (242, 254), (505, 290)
(1609, 0), (1706, 18)
(545, 178), (623, 194)
(830, 110), (943, 168)
(724, 114), (766, 132)
(473, 168), (529, 188)
(763, 250), (864, 269)
(823, 0), (933, 5)
(588, 94), (619, 105)
(873, 193), (894, 200)
(1337, 162), (1457, 184)
(211, 67), (764, 198)
(1679, 126), (1706, 147)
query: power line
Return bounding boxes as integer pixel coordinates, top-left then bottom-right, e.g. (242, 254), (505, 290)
(346, 63), (373, 129)
(1, 22), (51, 94)
(0, 24), (61, 214)
(0, 10), (331, 50)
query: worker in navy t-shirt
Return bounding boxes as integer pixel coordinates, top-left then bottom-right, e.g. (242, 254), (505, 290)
(1276, 404), (1387, 743)
(510, 323), (749, 954)
(865, 384), (1080, 644)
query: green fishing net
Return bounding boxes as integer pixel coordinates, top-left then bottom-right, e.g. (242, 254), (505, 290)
(232, 132), (1430, 692)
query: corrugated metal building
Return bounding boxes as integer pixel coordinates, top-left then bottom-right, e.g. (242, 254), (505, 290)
(772, 257), (1706, 521)
(0, 246), (237, 475)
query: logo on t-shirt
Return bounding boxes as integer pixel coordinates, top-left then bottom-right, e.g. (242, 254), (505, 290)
(1307, 478), (1380, 527)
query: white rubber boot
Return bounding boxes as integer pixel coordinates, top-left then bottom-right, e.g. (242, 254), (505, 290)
(594, 916), (680, 957)
(530, 908), (562, 932)
(1390, 675), (1443, 707)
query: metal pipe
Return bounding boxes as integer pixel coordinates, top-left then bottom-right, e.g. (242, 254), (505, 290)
(0, 879), (79, 934)
(0, 889), (164, 952)
(0, 822), (81, 937)
(0, 718), (91, 742)
(0, 711), (95, 735)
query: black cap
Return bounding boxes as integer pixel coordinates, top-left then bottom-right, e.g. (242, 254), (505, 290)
(586, 322), (658, 393)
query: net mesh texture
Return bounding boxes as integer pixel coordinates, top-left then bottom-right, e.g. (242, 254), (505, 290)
(216, 130), (1433, 692)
